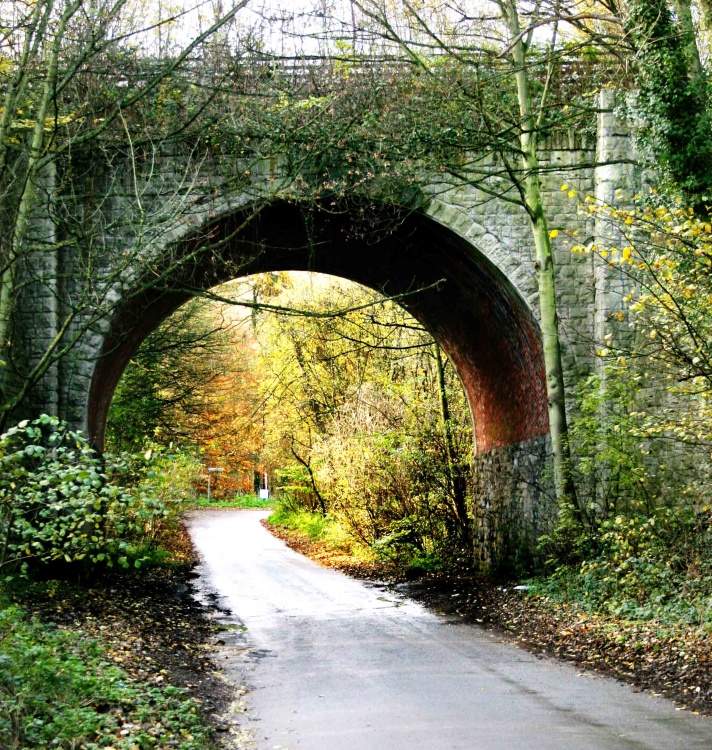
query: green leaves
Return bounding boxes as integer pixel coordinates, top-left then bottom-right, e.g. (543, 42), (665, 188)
(0, 601), (210, 749)
(0, 416), (187, 575)
(627, 0), (712, 202)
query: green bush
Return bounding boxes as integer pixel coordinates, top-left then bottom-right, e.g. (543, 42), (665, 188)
(0, 416), (196, 575)
(551, 504), (712, 627)
(268, 502), (361, 554)
(0, 599), (209, 749)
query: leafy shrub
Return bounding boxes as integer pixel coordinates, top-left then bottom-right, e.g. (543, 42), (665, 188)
(540, 368), (672, 563)
(566, 504), (712, 626)
(313, 422), (467, 560)
(0, 416), (196, 575)
(373, 515), (428, 562)
(538, 368), (712, 627)
(268, 503), (361, 554)
(109, 446), (202, 547)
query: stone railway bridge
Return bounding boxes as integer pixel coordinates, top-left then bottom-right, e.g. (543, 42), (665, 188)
(12, 91), (637, 570)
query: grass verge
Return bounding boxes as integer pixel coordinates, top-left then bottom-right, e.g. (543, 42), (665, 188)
(192, 493), (273, 510)
(264, 505), (398, 579)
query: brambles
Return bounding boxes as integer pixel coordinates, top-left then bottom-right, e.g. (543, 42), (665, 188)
(0, 415), (198, 575)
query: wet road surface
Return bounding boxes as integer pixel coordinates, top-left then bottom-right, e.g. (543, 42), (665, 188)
(187, 510), (712, 749)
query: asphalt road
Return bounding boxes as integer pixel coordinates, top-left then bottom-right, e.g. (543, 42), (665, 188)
(187, 510), (712, 750)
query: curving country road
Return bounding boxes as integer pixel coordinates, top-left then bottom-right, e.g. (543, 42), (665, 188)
(187, 510), (712, 750)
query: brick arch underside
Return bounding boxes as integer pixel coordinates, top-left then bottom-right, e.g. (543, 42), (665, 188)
(88, 202), (549, 452)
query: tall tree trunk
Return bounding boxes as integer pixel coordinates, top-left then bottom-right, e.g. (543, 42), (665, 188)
(501, 0), (576, 506)
(675, 0), (704, 78)
(0, 0), (80, 377)
(434, 343), (470, 543)
(290, 442), (327, 517)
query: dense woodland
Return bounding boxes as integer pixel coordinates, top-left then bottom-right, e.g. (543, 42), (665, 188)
(3, 0), (712, 746)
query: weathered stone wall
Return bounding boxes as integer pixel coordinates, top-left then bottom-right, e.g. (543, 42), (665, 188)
(11, 92), (640, 569)
(472, 435), (554, 575)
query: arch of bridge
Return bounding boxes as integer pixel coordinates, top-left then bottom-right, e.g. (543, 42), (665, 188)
(87, 197), (549, 454)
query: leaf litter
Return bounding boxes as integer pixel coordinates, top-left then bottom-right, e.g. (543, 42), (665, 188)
(8, 522), (258, 749)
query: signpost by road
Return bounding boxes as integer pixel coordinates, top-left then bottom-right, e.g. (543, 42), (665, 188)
(259, 471), (270, 500)
(206, 467), (224, 502)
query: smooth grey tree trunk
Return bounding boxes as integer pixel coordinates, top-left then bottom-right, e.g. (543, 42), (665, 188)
(501, 0), (576, 505)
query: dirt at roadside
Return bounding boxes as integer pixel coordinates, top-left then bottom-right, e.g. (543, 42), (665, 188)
(10, 523), (255, 749)
(264, 520), (712, 717)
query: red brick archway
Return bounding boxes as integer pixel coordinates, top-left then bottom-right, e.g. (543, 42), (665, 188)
(88, 201), (548, 453)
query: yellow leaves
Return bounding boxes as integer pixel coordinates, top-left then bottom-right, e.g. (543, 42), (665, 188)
(549, 229), (559, 239)
(561, 184), (577, 198)
(10, 113), (79, 132)
(622, 247), (633, 262)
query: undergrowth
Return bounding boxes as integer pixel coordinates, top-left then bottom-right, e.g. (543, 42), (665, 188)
(530, 503), (712, 630)
(267, 501), (446, 574)
(267, 502), (371, 559)
(532, 369), (712, 631)
(0, 592), (210, 750)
